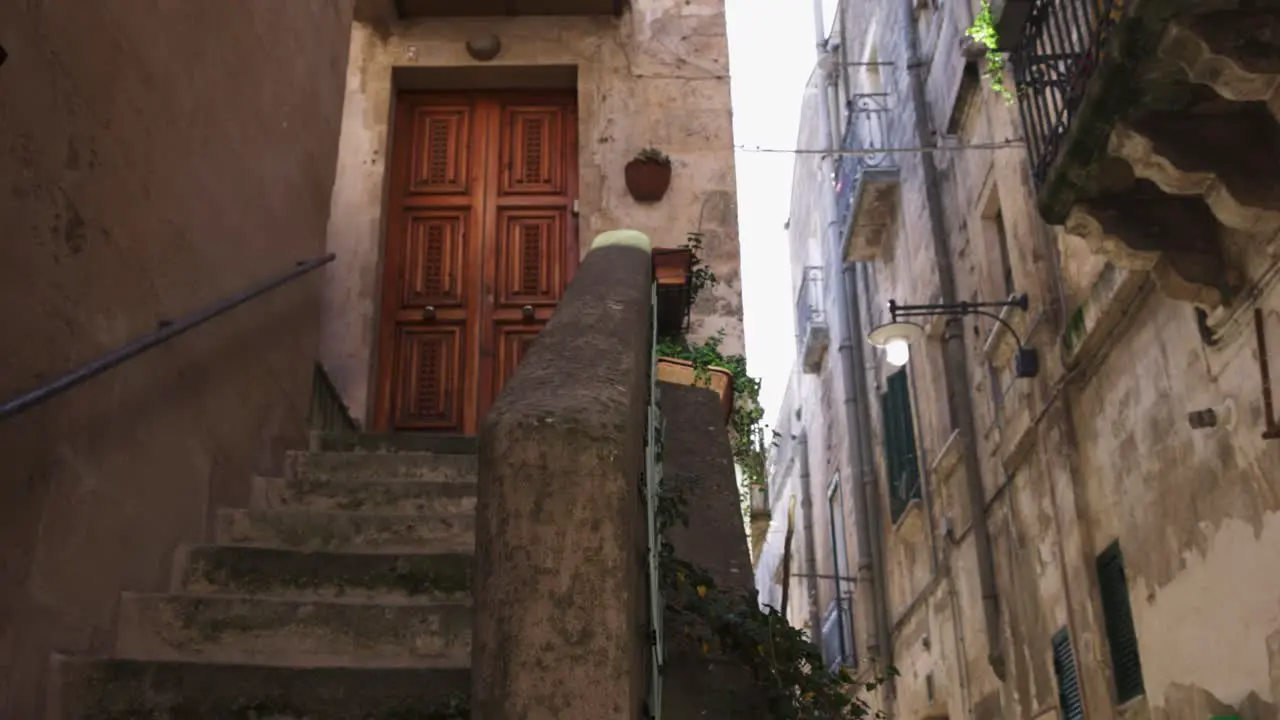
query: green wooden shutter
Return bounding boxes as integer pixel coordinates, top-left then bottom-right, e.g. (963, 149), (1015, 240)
(1097, 541), (1145, 703)
(1052, 628), (1084, 720)
(881, 369), (920, 522)
(880, 387), (902, 519)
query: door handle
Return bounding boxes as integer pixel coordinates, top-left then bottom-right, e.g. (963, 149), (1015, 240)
(423, 306), (437, 321)
(521, 305), (534, 321)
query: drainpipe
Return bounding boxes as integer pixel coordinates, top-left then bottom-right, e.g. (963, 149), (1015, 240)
(797, 432), (823, 638)
(897, 0), (1006, 680)
(811, 0), (892, 687)
(847, 263), (894, 688)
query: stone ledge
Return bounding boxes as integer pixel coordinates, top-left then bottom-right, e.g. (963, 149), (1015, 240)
(660, 382), (764, 718)
(473, 240), (653, 720)
(1061, 261), (1151, 370)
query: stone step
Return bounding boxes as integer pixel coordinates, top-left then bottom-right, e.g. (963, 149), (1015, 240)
(175, 545), (473, 601)
(216, 508), (475, 553)
(310, 431), (479, 455)
(47, 655), (469, 720)
(114, 593), (471, 668)
(286, 450), (477, 485)
(251, 474), (477, 514)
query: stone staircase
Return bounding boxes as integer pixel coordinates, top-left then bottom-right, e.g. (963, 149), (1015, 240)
(47, 434), (478, 719)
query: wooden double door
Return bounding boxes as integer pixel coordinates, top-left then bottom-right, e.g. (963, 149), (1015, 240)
(374, 91), (579, 435)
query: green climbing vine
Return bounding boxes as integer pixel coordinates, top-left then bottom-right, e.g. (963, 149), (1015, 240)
(966, 0), (1015, 104)
(655, 231), (766, 520)
(680, 231), (718, 315)
(657, 475), (894, 718)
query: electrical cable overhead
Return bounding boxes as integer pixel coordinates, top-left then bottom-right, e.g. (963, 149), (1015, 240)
(734, 138), (1026, 155)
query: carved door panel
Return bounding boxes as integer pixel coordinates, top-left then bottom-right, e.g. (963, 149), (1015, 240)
(376, 92), (576, 435)
(476, 99), (576, 424)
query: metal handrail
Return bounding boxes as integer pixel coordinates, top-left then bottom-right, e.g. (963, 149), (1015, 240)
(0, 253), (336, 420)
(644, 280), (666, 720)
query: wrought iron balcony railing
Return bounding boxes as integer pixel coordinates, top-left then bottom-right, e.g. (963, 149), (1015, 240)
(796, 266), (830, 374)
(836, 93), (899, 261)
(1011, 0), (1121, 188)
(835, 93), (892, 233)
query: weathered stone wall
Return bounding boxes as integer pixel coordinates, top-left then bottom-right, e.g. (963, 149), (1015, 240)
(767, 0), (1280, 718)
(320, 2), (742, 424)
(474, 240), (652, 719)
(0, 2), (355, 716)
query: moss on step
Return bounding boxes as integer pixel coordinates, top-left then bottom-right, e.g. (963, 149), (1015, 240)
(60, 659), (470, 720)
(277, 477), (477, 514)
(183, 546), (473, 598)
(287, 452), (478, 486)
(153, 595), (470, 649)
(313, 431), (478, 455)
(222, 509), (473, 551)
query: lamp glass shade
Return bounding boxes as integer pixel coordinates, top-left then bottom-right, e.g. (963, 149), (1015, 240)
(867, 320), (925, 367)
(866, 321), (925, 348)
(884, 338), (911, 366)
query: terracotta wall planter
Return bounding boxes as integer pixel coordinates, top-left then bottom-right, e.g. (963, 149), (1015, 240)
(625, 159), (672, 203)
(656, 357), (734, 423)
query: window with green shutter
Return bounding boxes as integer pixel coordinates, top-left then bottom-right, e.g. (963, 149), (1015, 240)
(1097, 541), (1145, 704)
(1052, 627), (1084, 720)
(880, 369), (921, 522)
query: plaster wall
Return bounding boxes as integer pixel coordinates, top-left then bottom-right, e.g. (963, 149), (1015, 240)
(794, 0), (1280, 717)
(851, 0), (1280, 714)
(0, 2), (354, 716)
(321, 4), (742, 424)
(1068, 275), (1280, 715)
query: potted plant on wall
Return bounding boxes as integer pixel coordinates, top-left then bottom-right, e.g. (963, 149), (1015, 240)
(657, 331), (769, 503)
(625, 147), (673, 203)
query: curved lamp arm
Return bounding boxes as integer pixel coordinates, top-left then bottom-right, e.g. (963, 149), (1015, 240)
(886, 295), (1039, 378)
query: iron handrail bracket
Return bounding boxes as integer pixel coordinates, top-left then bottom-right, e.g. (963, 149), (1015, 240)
(1255, 308), (1280, 440)
(642, 279), (667, 719)
(0, 253), (336, 420)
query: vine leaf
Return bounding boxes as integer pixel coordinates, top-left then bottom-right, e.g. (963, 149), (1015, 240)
(966, 0), (1016, 104)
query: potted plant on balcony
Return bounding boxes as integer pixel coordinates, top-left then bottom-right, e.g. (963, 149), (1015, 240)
(625, 147), (673, 203)
(656, 331), (768, 495)
(653, 235), (767, 508)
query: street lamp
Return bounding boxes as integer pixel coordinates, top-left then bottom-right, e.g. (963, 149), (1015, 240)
(867, 293), (1040, 378)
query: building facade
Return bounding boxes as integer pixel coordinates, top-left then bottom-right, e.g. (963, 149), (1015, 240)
(321, 0), (744, 431)
(757, 0), (1280, 717)
(1, 0), (742, 715)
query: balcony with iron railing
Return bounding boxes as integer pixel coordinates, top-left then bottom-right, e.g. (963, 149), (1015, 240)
(837, 93), (900, 263)
(796, 266), (830, 374)
(1008, 0), (1123, 201)
(1005, 0), (1280, 305)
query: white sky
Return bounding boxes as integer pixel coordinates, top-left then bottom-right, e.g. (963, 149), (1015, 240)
(726, 0), (837, 428)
